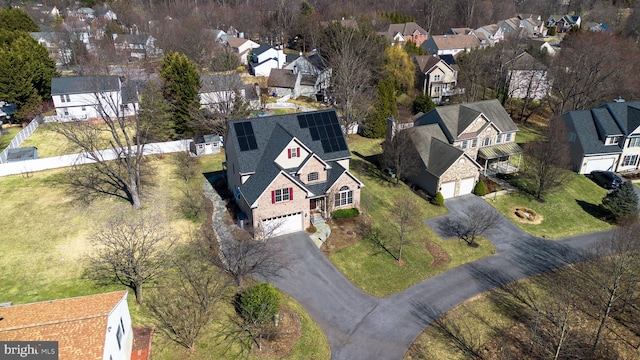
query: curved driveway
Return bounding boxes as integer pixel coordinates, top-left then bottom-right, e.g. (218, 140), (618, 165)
(265, 195), (610, 360)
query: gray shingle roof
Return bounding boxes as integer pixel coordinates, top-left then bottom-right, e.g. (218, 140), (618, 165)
(200, 74), (243, 93)
(228, 110), (354, 206)
(51, 76), (120, 95)
(405, 123), (462, 177)
(415, 99), (518, 140)
(562, 110), (622, 156)
(267, 69), (297, 89)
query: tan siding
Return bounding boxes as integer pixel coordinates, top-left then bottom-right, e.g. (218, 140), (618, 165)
(274, 139), (310, 169)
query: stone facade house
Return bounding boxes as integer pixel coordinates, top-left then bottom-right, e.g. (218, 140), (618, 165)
(382, 22), (429, 46)
(402, 99), (520, 198)
(562, 99), (640, 174)
(225, 110), (363, 237)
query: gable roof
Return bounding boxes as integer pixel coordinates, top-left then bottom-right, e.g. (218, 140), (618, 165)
(51, 76), (120, 95)
(253, 44), (273, 56)
(200, 73), (243, 93)
(0, 291), (128, 359)
(268, 69), (298, 89)
(414, 55), (452, 74)
(405, 124), (476, 177)
(386, 22), (428, 37)
(415, 99), (517, 141)
(506, 51), (547, 71)
(561, 101), (640, 156)
(227, 110), (355, 206)
(428, 34), (481, 51)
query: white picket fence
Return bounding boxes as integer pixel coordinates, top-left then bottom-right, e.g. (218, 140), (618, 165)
(0, 116), (41, 163)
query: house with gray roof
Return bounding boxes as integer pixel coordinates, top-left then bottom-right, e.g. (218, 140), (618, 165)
(382, 22), (429, 46)
(284, 51), (331, 97)
(402, 99), (520, 198)
(505, 51), (551, 100)
(225, 109), (363, 237)
(267, 69), (301, 99)
(562, 100), (640, 174)
(413, 54), (464, 104)
(249, 44), (286, 77)
(51, 76), (138, 121)
(199, 73), (245, 111)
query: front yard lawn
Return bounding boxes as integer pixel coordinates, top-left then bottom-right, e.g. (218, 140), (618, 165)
(329, 136), (495, 297)
(0, 125), (21, 150)
(490, 173), (613, 238)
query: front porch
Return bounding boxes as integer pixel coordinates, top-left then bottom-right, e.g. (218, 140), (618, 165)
(478, 142), (523, 176)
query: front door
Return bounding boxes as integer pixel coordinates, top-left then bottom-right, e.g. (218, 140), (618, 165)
(310, 198), (317, 211)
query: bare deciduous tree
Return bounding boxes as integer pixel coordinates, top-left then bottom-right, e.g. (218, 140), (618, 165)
(86, 208), (174, 304)
(390, 193), (420, 263)
(382, 129), (421, 185)
(446, 203), (501, 246)
(146, 243), (229, 349)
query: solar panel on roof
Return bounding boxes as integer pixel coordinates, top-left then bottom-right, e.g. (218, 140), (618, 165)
(234, 121), (257, 151)
(297, 112), (348, 153)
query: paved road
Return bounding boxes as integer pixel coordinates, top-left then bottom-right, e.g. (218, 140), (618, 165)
(265, 195), (610, 360)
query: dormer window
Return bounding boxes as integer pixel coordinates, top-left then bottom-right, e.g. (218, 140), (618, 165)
(607, 137), (619, 145)
(288, 147), (300, 158)
(505, 133), (512, 142)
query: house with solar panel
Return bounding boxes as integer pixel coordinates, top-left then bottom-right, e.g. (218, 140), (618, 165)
(225, 109), (364, 237)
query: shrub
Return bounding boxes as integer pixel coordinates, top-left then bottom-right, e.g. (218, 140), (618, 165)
(235, 283), (280, 325)
(332, 208), (360, 219)
(236, 66), (245, 73)
(306, 224), (317, 234)
(431, 192), (444, 206)
(473, 180), (488, 196)
(601, 181), (639, 223)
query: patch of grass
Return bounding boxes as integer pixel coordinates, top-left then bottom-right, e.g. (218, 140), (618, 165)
(515, 123), (543, 145)
(19, 123), (73, 157)
(0, 125), (21, 150)
(331, 136), (494, 297)
(490, 173), (613, 238)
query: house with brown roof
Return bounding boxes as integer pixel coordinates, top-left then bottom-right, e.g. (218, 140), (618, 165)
(225, 37), (260, 65)
(422, 34), (482, 56)
(382, 22), (429, 46)
(414, 55), (464, 104)
(267, 69), (302, 99)
(0, 291), (140, 360)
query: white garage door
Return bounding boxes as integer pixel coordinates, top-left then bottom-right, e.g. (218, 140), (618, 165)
(584, 157), (615, 174)
(459, 177), (476, 196)
(261, 212), (303, 237)
(440, 181), (456, 199)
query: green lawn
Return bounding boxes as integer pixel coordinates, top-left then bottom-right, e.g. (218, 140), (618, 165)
(515, 123), (543, 145)
(0, 125), (21, 151)
(331, 136), (495, 297)
(490, 173), (613, 238)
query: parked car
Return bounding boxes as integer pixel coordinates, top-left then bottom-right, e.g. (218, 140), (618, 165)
(590, 170), (623, 189)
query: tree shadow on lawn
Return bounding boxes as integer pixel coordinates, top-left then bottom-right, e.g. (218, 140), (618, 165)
(575, 199), (610, 222)
(350, 157), (389, 185)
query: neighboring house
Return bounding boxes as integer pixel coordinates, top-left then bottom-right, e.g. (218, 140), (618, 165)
(6, 147), (38, 162)
(29, 31), (67, 66)
(249, 44), (286, 77)
(562, 99), (640, 174)
(284, 51), (331, 96)
(51, 76), (138, 121)
(422, 34), (482, 56)
(548, 15), (581, 33)
(403, 99), (521, 198)
(0, 291), (136, 360)
(191, 134), (222, 156)
(474, 24), (504, 46)
(514, 14), (548, 38)
(505, 51), (551, 100)
(268, 69), (302, 99)
(414, 55), (464, 104)
(225, 109), (364, 237)
(382, 22), (429, 46)
(113, 34), (162, 59)
(94, 7), (118, 21)
(199, 73), (245, 110)
(584, 22), (612, 33)
(225, 37), (260, 65)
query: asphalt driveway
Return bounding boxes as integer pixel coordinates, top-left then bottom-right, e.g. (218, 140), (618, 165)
(262, 195), (612, 360)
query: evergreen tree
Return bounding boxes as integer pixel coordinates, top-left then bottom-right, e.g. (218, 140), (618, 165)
(0, 8), (39, 32)
(601, 181), (639, 223)
(160, 52), (201, 137)
(138, 82), (175, 142)
(412, 93), (436, 114)
(363, 77), (396, 138)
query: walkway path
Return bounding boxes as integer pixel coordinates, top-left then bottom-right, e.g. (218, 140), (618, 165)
(264, 195), (610, 360)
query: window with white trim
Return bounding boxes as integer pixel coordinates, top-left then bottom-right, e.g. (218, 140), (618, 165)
(471, 138), (478, 148)
(60, 94), (70, 103)
(434, 86), (440, 93)
(607, 137), (619, 145)
(307, 172), (319, 181)
(461, 140), (468, 149)
(505, 133), (512, 142)
(63, 108), (69, 116)
(622, 154), (638, 167)
(482, 137), (492, 146)
(334, 186), (353, 207)
(272, 188), (291, 203)
(496, 134), (503, 144)
(433, 74), (441, 81)
(629, 137), (640, 147)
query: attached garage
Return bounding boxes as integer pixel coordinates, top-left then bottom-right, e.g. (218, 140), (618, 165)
(261, 212), (303, 237)
(583, 157), (616, 174)
(440, 181), (456, 199)
(459, 177), (476, 196)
